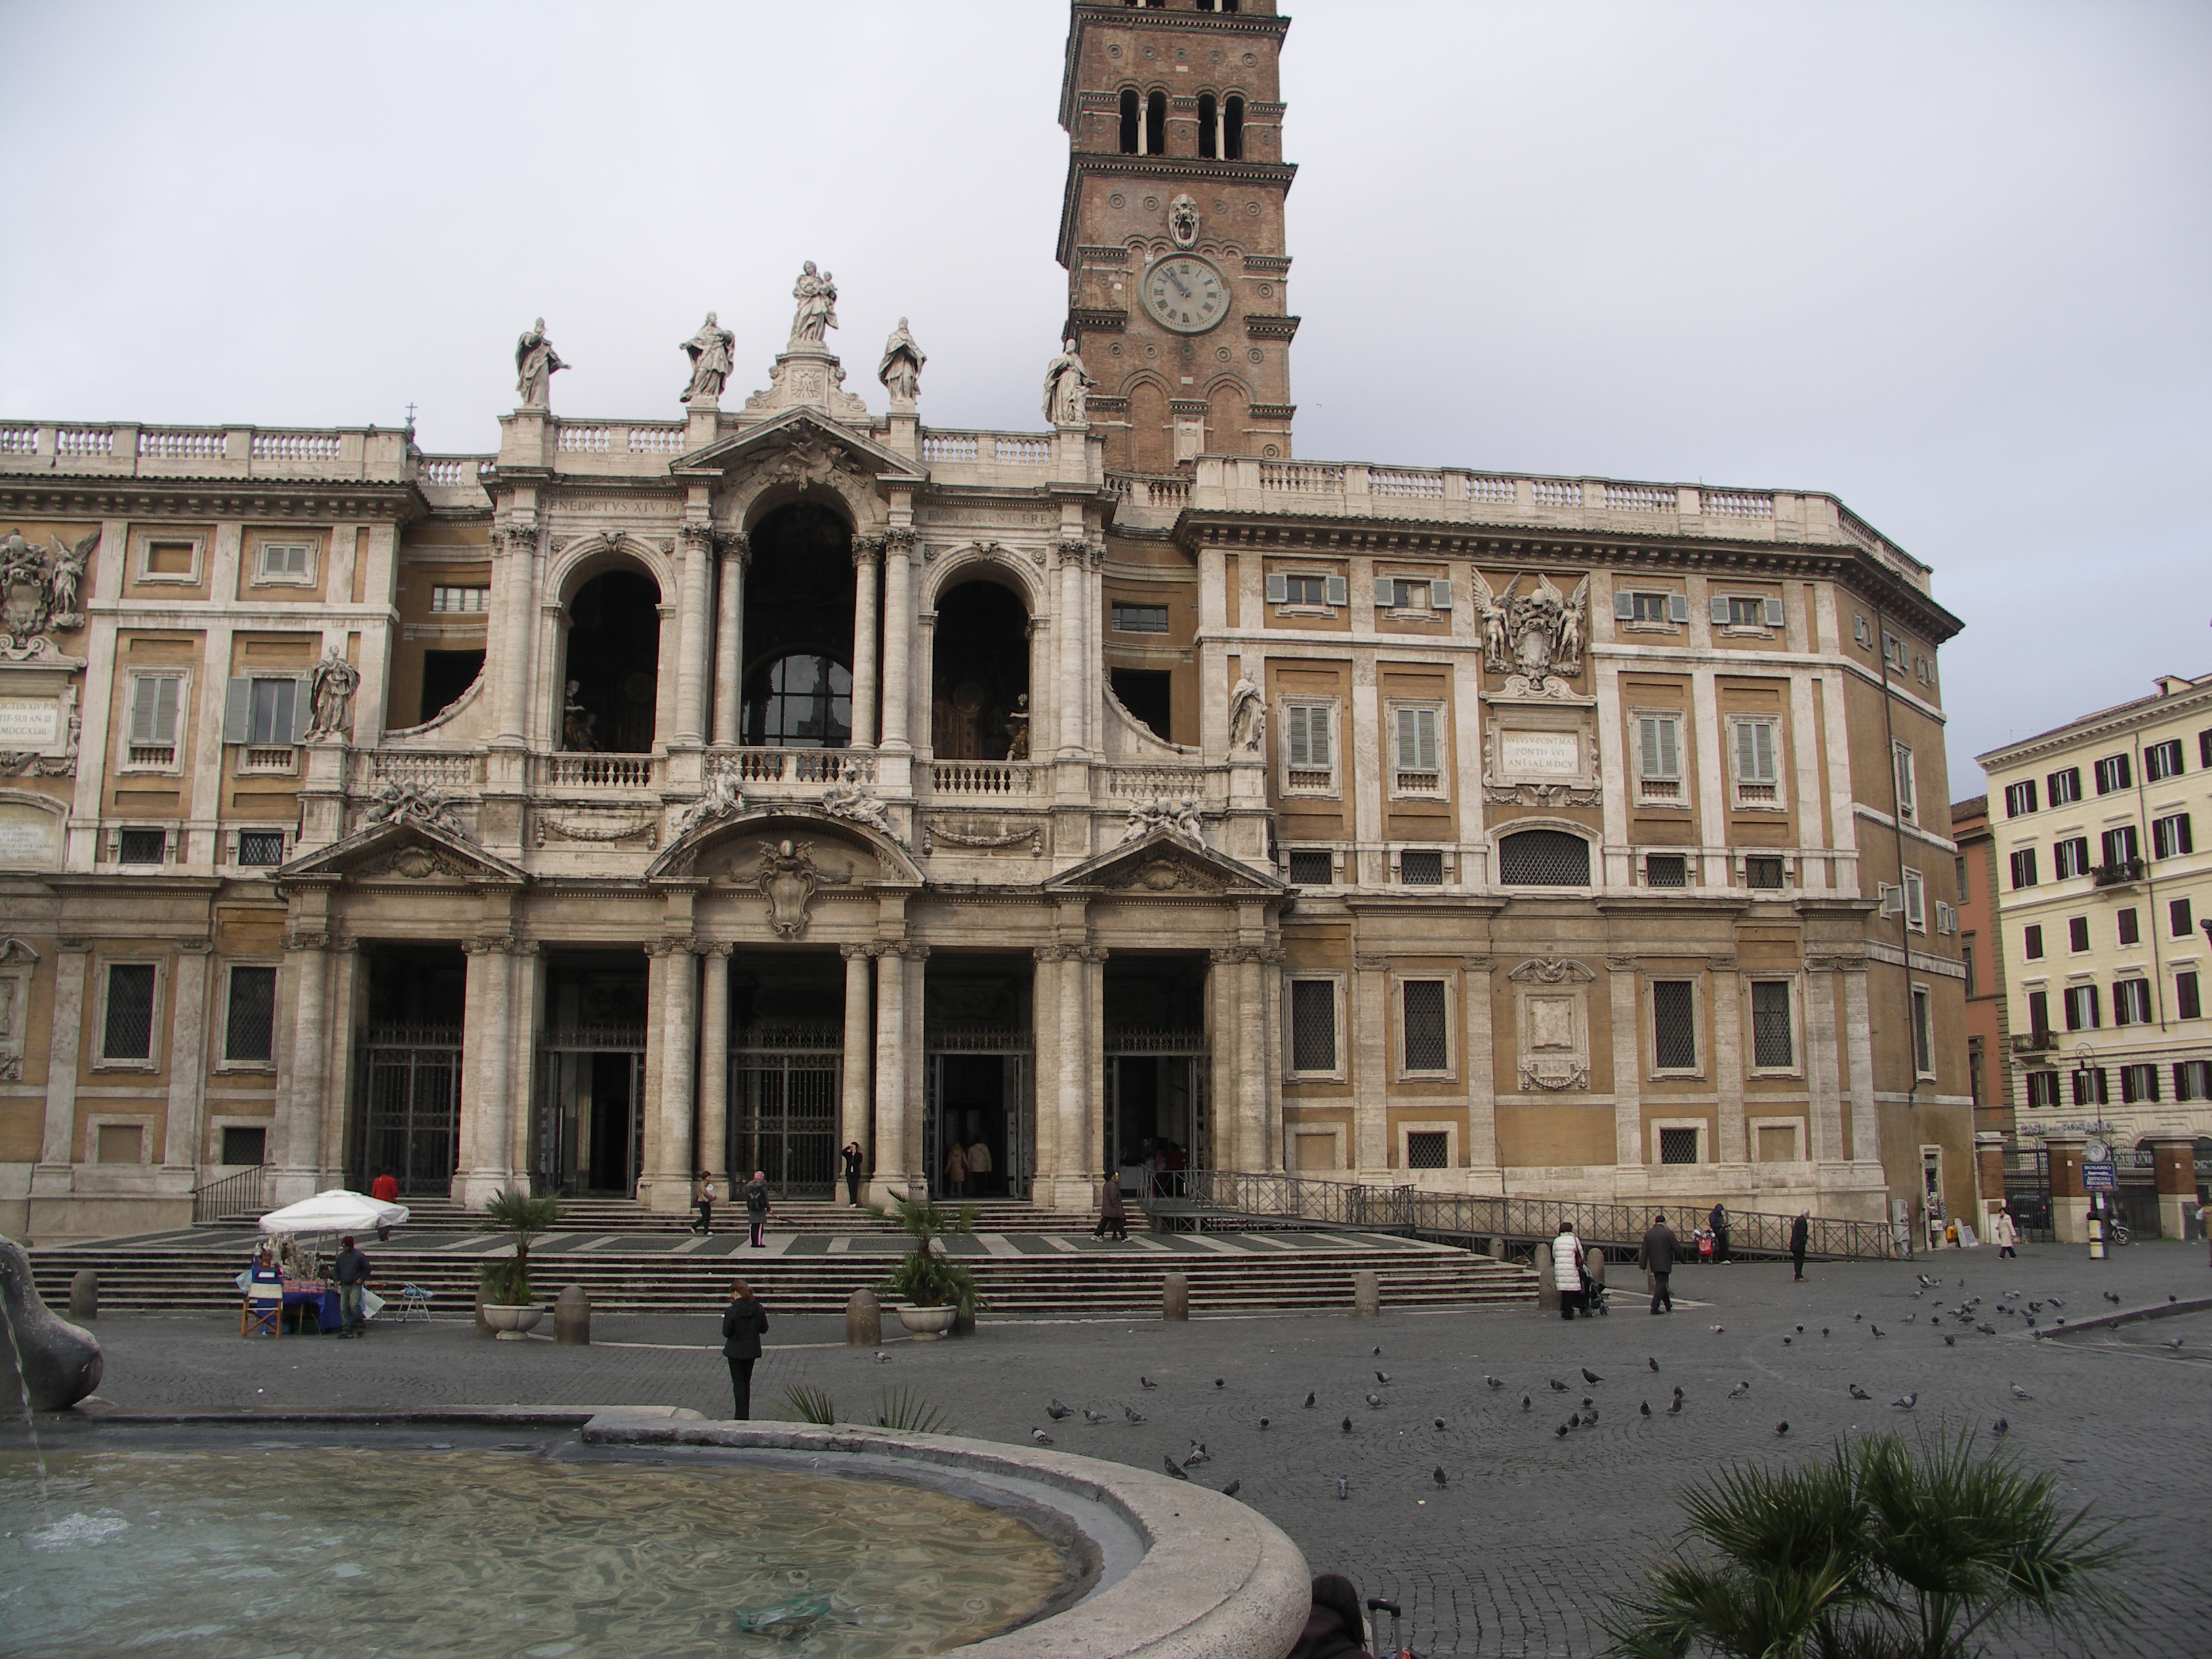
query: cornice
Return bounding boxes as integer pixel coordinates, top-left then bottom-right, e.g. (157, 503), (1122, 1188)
(0, 476), (424, 524)
(1977, 678), (2212, 773)
(1059, 158), (1298, 268)
(1061, 5), (1292, 129)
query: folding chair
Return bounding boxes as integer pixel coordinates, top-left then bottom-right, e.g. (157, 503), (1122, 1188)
(393, 1283), (434, 1322)
(241, 1290), (282, 1338)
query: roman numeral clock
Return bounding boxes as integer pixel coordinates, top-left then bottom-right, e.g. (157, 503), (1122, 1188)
(1142, 255), (1227, 333)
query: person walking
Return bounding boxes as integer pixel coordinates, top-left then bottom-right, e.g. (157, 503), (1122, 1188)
(333, 1233), (373, 1338)
(743, 1170), (771, 1248)
(1094, 1171), (1128, 1241)
(1789, 1210), (1810, 1281)
(1708, 1201), (1733, 1265)
(966, 1134), (993, 1198)
(840, 1141), (865, 1207)
(943, 1140), (969, 1201)
(720, 1278), (770, 1418)
(369, 1170), (399, 1240)
(1641, 1210), (1679, 1315)
(1993, 1205), (2020, 1258)
(1552, 1220), (1586, 1319)
(691, 1171), (716, 1237)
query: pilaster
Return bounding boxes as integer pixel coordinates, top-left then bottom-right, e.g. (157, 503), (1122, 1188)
(870, 940), (912, 1201)
(850, 537), (882, 750)
(1711, 960), (1748, 1166)
(697, 943), (732, 1187)
(1607, 956), (1643, 1169)
(674, 523), (712, 746)
(1461, 955), (1500, 1178)
(879, 529), (916, 752)
(163, 938), (215, 1172)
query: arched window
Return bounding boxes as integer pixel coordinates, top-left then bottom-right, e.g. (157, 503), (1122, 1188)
(1119, 88), (1140, 155)
(1497, 829), (1591, 887)
(1197, 93), (1218, 159)
(1224, 95), (1246, 160)
(1145, 90), (1166, 157)
(746, 654), (851, 748)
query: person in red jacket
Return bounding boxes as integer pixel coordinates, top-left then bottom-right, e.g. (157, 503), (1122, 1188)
(369, 1171), (400, 1241)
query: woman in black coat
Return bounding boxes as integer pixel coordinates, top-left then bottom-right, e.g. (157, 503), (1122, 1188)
(720, 1278), (770, 1418)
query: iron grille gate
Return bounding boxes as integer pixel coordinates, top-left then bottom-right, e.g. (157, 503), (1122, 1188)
(732, 1024), (840, 1198)
(1104, 1029), (1209, 1201)
(925, 1027), (1033, 1201)
(536, 1025), (647, 1197)
(354, 1025), (462, 1196)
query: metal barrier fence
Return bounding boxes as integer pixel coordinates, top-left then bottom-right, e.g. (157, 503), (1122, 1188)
(1176, 1170), (1898, 1262)
(191, 1164), (269, 1225)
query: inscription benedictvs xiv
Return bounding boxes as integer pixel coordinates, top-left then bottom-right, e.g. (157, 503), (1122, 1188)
(1142, 256), (1228, 335)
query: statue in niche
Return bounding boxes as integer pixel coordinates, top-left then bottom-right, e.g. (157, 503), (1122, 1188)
(515, 318), (567, 409)
(1227, 675), (1265, 754)
(561, 679), (597, 752)
(878, 317), (926, 403)
(1042, 339), (1093, 426)
(1002, 693), (1030, 761)
(680, 312), (735, 404)
(1168, 193), (1200, 250)
(303, 649), (361, 741)
(789, 262), (839, 344)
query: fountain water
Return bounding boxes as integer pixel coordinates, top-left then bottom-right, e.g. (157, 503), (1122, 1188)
(0, 1295), (52, 1520)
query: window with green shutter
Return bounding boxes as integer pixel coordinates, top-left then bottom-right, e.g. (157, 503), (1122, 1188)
(1732, 717), (1781, 806)
(1284, 703), (1333, 791)
(1635, 712), (1683, 802)
(1391, 705), (1441, 792)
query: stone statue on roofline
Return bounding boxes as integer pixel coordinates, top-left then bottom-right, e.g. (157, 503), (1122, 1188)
(680, 312), (735, 404)
(878, 317), (926, 403)
(1043, 339), (1092, 427)
(790, 262), (839, 344)
(515, 318), (567, 409)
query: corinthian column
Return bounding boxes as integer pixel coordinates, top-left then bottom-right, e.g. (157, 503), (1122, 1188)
(872, 943), (910, 1201)
(494, 521), (535, 744)
(1056, 537), (1086, 756)
(697, 943), (732, 1188)
(840, 944), (874, 1193)
(649, 940), (699, 1212)
(711, 533), (750, 745)
(850, 537), (882, 749)
(458, 936), (514, 1206)
(675, 524), (712, 745)
(880, 529), (915, 751)
(281, 930), (336, 1203)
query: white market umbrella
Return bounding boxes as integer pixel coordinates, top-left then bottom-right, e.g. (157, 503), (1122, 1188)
(258, 1188), (409, 1237)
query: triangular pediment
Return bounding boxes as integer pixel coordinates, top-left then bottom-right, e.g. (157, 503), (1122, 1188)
(277, 817), (529, 888)
(1046, 829), (1285, 897)
(673, 408), (925, 487)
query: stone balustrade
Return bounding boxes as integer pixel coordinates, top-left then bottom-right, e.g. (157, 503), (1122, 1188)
(710, 748), (872, 788)
(0, 421), (417, 482)
(357, 750), (485, 790)
(533, 752), (660, 791)
(929, 760), (1040, 798)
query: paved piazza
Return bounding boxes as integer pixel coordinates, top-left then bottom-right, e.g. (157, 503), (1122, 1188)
(26, 1243), (2211, 1658)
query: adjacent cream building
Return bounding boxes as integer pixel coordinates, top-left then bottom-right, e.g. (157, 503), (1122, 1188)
(0, 0), (1973, 1242)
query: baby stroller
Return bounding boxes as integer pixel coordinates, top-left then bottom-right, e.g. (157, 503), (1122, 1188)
(1579, 1244), (1611, 1315)
(1366, 1597), (1425, 1659)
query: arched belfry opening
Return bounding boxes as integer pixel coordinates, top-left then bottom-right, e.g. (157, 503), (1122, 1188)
(743, 501), (857, 748)
(562, 568), (661, 753)
(931, 577), (1030, 760)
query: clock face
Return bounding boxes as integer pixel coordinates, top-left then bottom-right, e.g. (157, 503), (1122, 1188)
(1141, 256), (1229, 334)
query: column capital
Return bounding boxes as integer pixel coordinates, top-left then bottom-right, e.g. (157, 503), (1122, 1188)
(841, 941), (875, 961)
(176, 936), (216, 955)
(718, 529), (751, 565)
(1460, 954), (1494, 974)
(462, 935), (514, 956)
(56, 935), (91, 954)
(1076, 943), (1109, 964)
(1056, 533), (1091, 568)
(494, 520), (537, 556)
(1353, 954), (1388, 972)
(697, 940), (733, 961)
(678, 523), (714, 555)
(883, 527), (918, 561)
(643, 936), (691, 960)
(1603, 954), (1637, 972)
(853, 534), (885, 568)
(284, 930), (337, 953)
(1035, 943), (1071, 963)
(1708, 955), (1738, 974)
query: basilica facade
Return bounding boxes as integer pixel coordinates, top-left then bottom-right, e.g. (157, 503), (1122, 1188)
(0, 0), (1973, 1244)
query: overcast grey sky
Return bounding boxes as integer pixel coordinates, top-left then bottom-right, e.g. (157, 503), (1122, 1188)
(2, 1), (2205, 794)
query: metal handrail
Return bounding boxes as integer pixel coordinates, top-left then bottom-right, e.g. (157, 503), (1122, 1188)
(192, 1164), (269, 1225)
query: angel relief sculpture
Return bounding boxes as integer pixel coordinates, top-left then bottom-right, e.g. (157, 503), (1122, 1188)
(0, 529), (97, 649)
(1472, 571), (1589, 694)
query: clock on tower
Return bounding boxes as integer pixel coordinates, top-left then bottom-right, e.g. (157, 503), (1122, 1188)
(1056, 0), (1299, 474)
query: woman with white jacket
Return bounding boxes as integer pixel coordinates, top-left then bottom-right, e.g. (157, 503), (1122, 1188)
(1553, 1221), (1586, 1319)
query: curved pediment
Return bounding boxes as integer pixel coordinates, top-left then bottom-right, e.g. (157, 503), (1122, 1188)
(644, 803), (923, 887)
(277, 817), (528, 890)
(1046, 828), (1286, 897)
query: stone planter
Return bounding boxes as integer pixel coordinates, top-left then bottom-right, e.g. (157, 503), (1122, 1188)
(897, 1305), (956, 1340)
(483, 1303), (543, 1341)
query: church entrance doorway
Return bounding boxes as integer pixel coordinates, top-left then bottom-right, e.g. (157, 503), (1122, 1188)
(535, 951), (649, 1196)
(350, 944), (466, 1197)
(1103, 955), (1210, 1202)
(731, 1026), (840, 1198)
(923, 954), (1036, 1201)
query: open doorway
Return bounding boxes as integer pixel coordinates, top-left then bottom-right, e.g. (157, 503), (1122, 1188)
(537, 951), (649, 1196)
(562, 569), (661, 752)
(1103, 955), (1210, 1201)
(931, 578), (1031, 760)
(353, 943), (467, 1196)
(743, 503), (856, 748)
(923, 954), (1035, 1200)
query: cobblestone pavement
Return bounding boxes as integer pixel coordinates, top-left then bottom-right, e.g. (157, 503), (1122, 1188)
(24, 1242), (2212, 1657)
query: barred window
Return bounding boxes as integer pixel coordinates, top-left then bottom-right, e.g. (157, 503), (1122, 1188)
(238, 829), (286, 867)
(117, 827), (167, 865)
(1406, 1130), (1450, 1170)
(1498, 830), (1589, 887)
(102, 964), (157, 1061)
(224, 966), (278, 1063)
(1652, 980), (1697, 1071)
(1399, 849), (1444, 886)
(1750, 980), (1794, 1069)
(220, 1125), (267, 1166)
(1286, 848), (1334, 886)
(1290, 979), (1337, 1073)
(1745, 855), (1785, 890)
(1645, 853), (1687, 888)
(1401, 980), (1448, 1072)
(1658, 1126), (1699, 1164)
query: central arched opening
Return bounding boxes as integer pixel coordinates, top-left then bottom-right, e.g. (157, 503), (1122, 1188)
(562, 568), (661, 753)
(931, 577), (1031, 760)
(743, 502), (857, 749)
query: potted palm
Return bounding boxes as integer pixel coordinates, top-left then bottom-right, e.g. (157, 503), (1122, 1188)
(478, 1189), (561, 1340)
(874, 1190), (986, 1339)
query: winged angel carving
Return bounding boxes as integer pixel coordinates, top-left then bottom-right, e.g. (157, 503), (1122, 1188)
(1471, 571), (1589, 693)
(0, 529), (96, 651)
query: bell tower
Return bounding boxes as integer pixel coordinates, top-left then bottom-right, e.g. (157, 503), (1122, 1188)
(1058, 0), (1297, 473)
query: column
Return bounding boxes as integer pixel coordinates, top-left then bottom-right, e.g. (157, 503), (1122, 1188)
(1711, 961), (1748, 1166)
(459, 937), (513, 1205)
(1054, 945), (1091, 1207)
(1607, 957), (1644, 1169)
(1056, 539), (1086, 756)
(840, 945), (874, 1195)
(494, 523), (535, 743)
(36, 941), (90, 1169)
(1237, 949), (1267, 1173)
(639, 943), (667, 1194)
(904, 945), (930, 1185)
(711, 535), (748, 745)
(504, 943), (541, 1183)
(880, 531), (914, 751)
(281, 933), (335, 1202)
(872, 943), (910, 1198)
(1462, 956), (1499, 1176)
(1208, 949), (1238, 1169)
(1804, 958), (1846, 1163)
(159, 940), (213, 1172)
(652, 941), (698, 1212)
(1261, 947), (1284, 1172)
(1032, 947), (1063, 1187)
(850, 537), (882, 748)
(697, 944), (731, 1187)
(674, 525), (712, 745)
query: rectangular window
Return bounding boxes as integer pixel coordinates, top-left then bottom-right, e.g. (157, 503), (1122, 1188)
(1903, 868), (1927, 931)
(238, 828), (286, 867)
(220, 1124), (267, 1166)
(126, 672), (184, 766)
(1391, 705), (1441, 790)
(117, 827), (167, 865)
(2054, 837), (2091, 879)
(1401, 979), (1449, 1072)
(245, 677), (296, 745)
(1406, 1130), (1450, 1170)
(2009, 847), (2038, 889)
(1110, 604), (1168, 633)
(1399, 848), (1444, 886)
(1652, 980), (1698, 1071)
(2003, 780), (2038, 817)
(2024, 924), (2043, 960)
(1910, 985), (1935, 1078)
(223, 965), (278, 1063)
(2072, 1066), (2108, 1107)
(2173, 897), (2196, 939)
(1289, 979), (1338, 1073)
(2120, 1063), (2159, 1104)
(1893, 743), (1917, 821)
(2117, 907), (2140, 946)
(2100, 825), (2140, 870)
(2068, 916), (2091, 953)
(1269, 573), (1338, 608)
(2203, 729), (2212, 769)
(1616, 590), (1685, 624)
(2179, 970), (2202, 1021)
(2093, 754), (2131, 794)
(2152, 813), (2193, 859)
(1645, 853), (1687, 888)
(142, 538), (197, 579)
(2026, 1069), (2061, 1109)
(102, 963), (157, 1062)
(430, 584), (491, 614)
(2049, 767), (2082, 806)
(1286, 848), (1334, 886)
(256, 542), (311, 583)
(2144, 738), (2184, 781)
(1962, 944), (1976, 997)
(1283, 703), (1333, 791)
(1714, 594), (1782, 628)
(2176, 1059), (2212, 1101)
(2113, 978), (2152, 1025)
(1635, 712), (1683, 802)
(1745, 855), (1786, 890)
(1750, 979), (1794, 1069)
(2063, 983), (2100, 1031)
(1658, 1126), (1700, 1165)
(1378, 577), (1433, 611)
(1732, 718), (1782, 806)
(2026, 989), (2050, 1034)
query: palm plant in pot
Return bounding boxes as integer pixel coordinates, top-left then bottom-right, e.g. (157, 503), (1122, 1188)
(873, 1191), (986, 1338)
(478, 1189), (561, 1340)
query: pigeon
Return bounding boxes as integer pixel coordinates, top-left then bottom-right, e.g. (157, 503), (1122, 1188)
(1376, 1371), (1391, 1385)
(1046, 1401), (1073, 1420)
(1485, 1375), (1504, 1390)
(1549, 1378), (1570, 1392)
(1648, 1357), (1660, 1372)
(1221, 1480), (1241, 1498)
(1582, 1395), (1594, 1409)
(2005, 1290), (2021, 1300)
(1162, 1454), (1188, 1481)
(1903, 1315), (1914, 1325)
(1776, 1421), (1790, 1436)
(1031, 1428), (1054, 1445)
(1214, 1378), (1226, 1389)
(1337, 1477), (1350, 1500)
(1892, 1393), (1917, 1410)
(1520, 1393), (1532, 1411)
(1912, 1290), (1924, 1298)
(1083, 1408), (1107, 1425)
(1822, 1328), (1830, 1337)
(1729, 1381), (1751, 1398)
(1366, 1393), (1385, 1410)
(1870, 1325), (1886, 1338)
(2049, 1298), (2064, 1308)
(874, 1349), (892, 1364)
(1555, 1423), (1570, 1438)
(1666, 1397), (1683, 1416)
(1796, 1325), (1805, 1334)
(1341, 1416), (1353, 1433)
(1944, 1335), (1956, 1347)
(1991, 1418), (2008, 1437)
(2174, 1295), (2181, 1304)
(1183, 1442), (1210, 1465)
(1584, 1408), (1599, 1425)
(1640, 1401), (1652, 1416)
(1374, 1345), (1383, 1357)
(1258, 1417), (1271, 1429)
(1710, 1325), (1725, 1334)
(1140, 1376), (1159, 1390)
(2027, 1301), (2041, 1313)
(1582, 1368), (1603, 1385)
(1433, 1417), (1446, 1431)
(1673, 1385), (1684, 1399)
(1567, 1412), (1581, 1428)
(1783, 1337), (1793, 1346)
(1929, 1316), (1941, 1326)
(2009, 1383), (2034, 1400)
(1853, 1312), (1864, 1322)
(2165, 1338), (2185, 1351)
(1849, 1384), (1872, 1401)
(1433, 1465), (1448, 1489)
(1975, 1322), (1996, 1336)
(1124, 1406), (1147, 1425)
(1304, 1392), (1317, 1409)
(2104, 1291), (2121, 1305)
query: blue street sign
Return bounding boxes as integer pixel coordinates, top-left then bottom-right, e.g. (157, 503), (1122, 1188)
(2083, 1162), (2118, 1191)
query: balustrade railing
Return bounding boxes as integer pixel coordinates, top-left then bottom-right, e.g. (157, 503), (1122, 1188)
(139, 428), (227, 460)
(995, 435), (1050, 465)
(418, 455), (491, 487)
(363, 750), (482, 788)
(535, 752), (657, 789)
(1529, 478), (1582, 508)
(921, 433), (978, 462)
(1466, 473), (1517, 504)
(56, 428), (112, 457)
(1101, 763), (1213, 799)
(252, 430), (344, 461)
(627, 424), (685, 454)
(1108, 473), (1192, 511)
(932, 760), (1036, 797)
(716, 748), (869, 785)
(556, 424), (611, 453)
(1258, 462), (1346, 494)
(1700, 489), (1774, 518)
(0, 426), (37, 455)
(1369, 466), (1446, 499)
(1603, 482), (1674, 512)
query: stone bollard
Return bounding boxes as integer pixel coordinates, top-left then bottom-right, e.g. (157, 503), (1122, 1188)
(1162, 1271), (1189, 1322)
(69, 1269), (98, 1320)
(1352, 1270), (1379, 1318)
(1488, 1235), (1507, 1261)
(554, 1285), (591, 1346)
(846, 1288), (882, 1347)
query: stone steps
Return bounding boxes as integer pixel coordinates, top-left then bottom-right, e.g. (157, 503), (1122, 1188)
(204, 1197), (1111, 1237)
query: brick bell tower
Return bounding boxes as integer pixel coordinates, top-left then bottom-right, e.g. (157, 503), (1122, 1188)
(1057, 0), (1297, 473)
